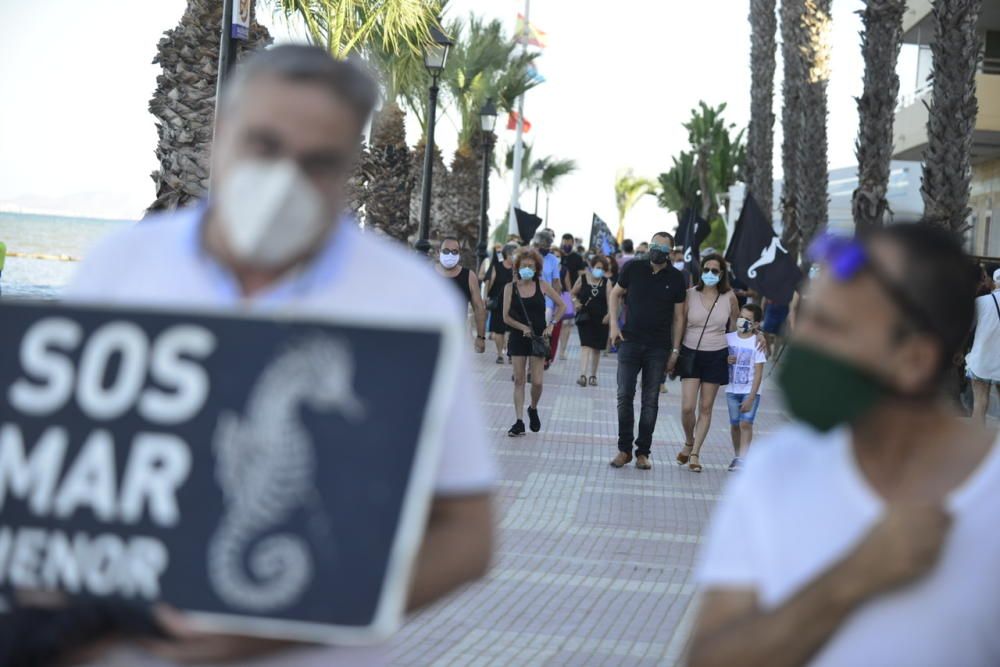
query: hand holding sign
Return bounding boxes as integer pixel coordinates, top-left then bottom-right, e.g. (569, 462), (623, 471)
(0, 301), (455, 645)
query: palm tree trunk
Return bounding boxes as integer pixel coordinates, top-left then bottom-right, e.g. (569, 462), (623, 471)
(795, 0), (832, 251)
(921, 0), (983, 235)
(747, 0), (777, 221)
(361, 102), (415, 241)
(853, 0), (906, 234)
(780, 0), (805, 260)
(147, 0), (271, 213)
(409, 140), (449, 245)
(446, 144), (483, 266)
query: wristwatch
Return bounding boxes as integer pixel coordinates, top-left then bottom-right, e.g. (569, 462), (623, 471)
(671, 348), (680, 354)
(477, 335), (486, 340)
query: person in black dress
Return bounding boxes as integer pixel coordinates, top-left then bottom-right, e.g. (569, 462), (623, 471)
(502, 247), (565, 437)
(571, 255), (611, 387)
(484, 244), (516, 363)
(434, 235), (486, 353)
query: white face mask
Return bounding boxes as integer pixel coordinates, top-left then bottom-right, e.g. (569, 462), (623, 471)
(216, 159), (328, 269)
(673, 261), (685, 270)
(439, 252), (461, 269)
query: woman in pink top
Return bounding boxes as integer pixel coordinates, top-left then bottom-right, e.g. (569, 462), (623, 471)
(675, 254), (739, 472)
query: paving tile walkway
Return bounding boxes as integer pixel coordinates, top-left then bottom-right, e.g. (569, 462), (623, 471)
(388, 335), (790, 666)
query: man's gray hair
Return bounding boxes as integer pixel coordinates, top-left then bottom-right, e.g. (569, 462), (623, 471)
(220, 44), (379, 128)
(533, 229), (554, 246)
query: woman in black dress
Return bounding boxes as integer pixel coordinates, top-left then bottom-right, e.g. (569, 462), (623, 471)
(571, 255), (611, 386)
(484, 243), (516, 363)
(502, 247), (565, 437)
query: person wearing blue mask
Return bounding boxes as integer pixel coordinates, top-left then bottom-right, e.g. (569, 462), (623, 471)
(502, 247), (565, 437)
(689, 223), (1000, 667)
(571, 255), (611, 387)
(675, 254), (741, 473)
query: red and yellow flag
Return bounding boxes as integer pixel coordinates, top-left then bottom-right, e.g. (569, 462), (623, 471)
(515, 14), (548, 48)
(506, 111), (532, 133)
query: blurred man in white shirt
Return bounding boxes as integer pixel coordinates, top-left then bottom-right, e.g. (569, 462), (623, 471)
(689, 224), (1000, 667)
(55, 45), (494, 667)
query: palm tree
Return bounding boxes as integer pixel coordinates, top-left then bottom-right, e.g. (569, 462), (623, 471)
(361, 30), (428, 240)
(657, 152), (699, 226)
(852, 0), (906, 234)
(795, 0), (833, 251)
(747, 0), (777, 221)
(684, 102), (746, 222)
(537, 157), (578, 225)
(779, 0), (805, 259)
(614, 169), (657, 242)
(147, 0), (440, 214)
(438, 16), (538, 254)
(147, 1), (272, 212)
(920, 0), (983, 234)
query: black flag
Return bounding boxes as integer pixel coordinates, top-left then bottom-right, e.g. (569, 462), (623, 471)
(676, 207), (711, 275)
(726, 193), (803, 305)
(589, 213), (619, 256)
(514, 207), (543, 244)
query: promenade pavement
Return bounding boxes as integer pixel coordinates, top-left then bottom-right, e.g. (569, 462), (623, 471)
(388, 334), (791, 666)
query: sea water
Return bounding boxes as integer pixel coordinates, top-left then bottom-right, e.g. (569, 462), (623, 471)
(0, 212), (132, 299)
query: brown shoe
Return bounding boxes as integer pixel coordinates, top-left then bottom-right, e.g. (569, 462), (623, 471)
(610, 451), (633, 468)
(635, 454), (652, 470)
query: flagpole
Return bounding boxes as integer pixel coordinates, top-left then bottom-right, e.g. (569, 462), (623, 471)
(507, 0), (530, 238)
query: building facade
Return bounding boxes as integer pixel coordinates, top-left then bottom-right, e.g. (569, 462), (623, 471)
(893, 0), (1000, 257)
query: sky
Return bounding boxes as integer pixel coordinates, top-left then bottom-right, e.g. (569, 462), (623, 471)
(0, 0), (918, 241)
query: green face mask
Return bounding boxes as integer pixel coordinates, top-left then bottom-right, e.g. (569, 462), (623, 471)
(777, 343), (887, 432)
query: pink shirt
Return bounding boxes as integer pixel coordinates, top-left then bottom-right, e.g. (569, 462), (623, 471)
(682, 288), (734, 352)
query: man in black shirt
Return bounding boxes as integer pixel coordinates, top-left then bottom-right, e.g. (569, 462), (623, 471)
(560, 232), (587, 288)
(608, 232), (687, 469)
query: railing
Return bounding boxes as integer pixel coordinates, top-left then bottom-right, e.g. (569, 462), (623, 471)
(896, 59), (1000, 111)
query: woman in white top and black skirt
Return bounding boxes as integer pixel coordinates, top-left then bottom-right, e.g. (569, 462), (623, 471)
(675, 254), (740, 472)
(503, 247), (565, 437)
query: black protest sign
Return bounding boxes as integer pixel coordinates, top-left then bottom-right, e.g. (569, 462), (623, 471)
(676, 208), (711, 275)
(0, 301), (457, 644)
(514, 207), (543, 243)
(589, 213), (619, 256)
(726, 193), (803, 305)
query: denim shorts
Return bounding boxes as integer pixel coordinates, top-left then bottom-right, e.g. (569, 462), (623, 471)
(727, 393), (761, 425)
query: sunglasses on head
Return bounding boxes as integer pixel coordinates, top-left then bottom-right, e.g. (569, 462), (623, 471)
(440, 248), (460, 256)
(807, 233), (937, 335)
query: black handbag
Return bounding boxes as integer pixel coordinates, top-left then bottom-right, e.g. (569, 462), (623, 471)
(516, 283), (550, 358)
(676, 292), (720, 377)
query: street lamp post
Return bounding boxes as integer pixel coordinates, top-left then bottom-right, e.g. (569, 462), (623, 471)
(477, 99), (499, 264)
(414, 26), (453, 256)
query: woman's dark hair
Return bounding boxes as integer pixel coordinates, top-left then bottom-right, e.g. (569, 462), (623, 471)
(590, 255), (610, 271)
(869, 222), (976, 377)
(695, 253), (731, 293)
(607, 254), (620, 277)
(741, 303), (764, 323)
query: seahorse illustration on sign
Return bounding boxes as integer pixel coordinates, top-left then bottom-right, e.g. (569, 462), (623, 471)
(208, 336), (365, 612)
(747, 237), (788, 279)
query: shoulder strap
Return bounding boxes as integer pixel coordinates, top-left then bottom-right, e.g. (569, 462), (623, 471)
(516, 281), (539, 331)
(693, 292), (721, 352)
(992, 293), (1000, 322)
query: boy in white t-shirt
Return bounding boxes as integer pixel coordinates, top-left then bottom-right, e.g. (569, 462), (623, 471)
(725, 303), (766, 471)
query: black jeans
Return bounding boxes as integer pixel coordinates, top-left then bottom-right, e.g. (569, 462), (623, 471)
(616, 340), (668, 456)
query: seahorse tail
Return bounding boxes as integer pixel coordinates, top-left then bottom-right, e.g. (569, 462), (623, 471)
(207, 515), (312, 612)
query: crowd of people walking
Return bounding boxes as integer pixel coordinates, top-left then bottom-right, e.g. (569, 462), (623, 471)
(431, 226), (790, 473)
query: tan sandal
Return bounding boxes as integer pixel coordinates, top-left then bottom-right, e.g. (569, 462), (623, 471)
(676, 444), (693, 465)
(688, 454), (703, 473)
